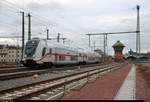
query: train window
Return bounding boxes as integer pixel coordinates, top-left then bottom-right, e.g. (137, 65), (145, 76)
(49, 48), (52, 54)
(55, 56), (58, 61)
(88, 57), (95, 60)
(42, 47), (46, 57)
(59, 56), (65, 61)
(71, 56), (78, 61)
(25, 40), (39, 57)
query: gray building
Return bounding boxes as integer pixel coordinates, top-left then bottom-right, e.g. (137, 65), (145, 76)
(0, 45), (22, 64)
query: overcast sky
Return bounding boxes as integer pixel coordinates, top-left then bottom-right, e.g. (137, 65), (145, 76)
(0, 0), (150, 55)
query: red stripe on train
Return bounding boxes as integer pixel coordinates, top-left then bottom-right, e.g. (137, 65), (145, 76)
(37, 53), (78, 61)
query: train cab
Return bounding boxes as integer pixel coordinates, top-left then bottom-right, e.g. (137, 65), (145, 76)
(22, 38), (41, 66)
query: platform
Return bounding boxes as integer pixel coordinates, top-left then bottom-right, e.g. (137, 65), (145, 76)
(114, 64), (136, 100)
(61, 64), (132, 100)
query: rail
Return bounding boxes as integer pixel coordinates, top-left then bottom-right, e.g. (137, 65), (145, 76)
(16, 63), (125, 100)
(0, 62), (126, 100)
(0, 63), (112, 80)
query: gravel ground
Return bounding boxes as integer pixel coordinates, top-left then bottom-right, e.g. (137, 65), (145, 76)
(136, 64), (150, 100)
(61, 64), (131, 100)
(0, 66), (104, 91)
(0, 70), (72, 91)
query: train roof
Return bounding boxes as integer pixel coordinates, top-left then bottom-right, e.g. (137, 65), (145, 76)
(38, 38), (79, 52)
(30, 38), (102, 55)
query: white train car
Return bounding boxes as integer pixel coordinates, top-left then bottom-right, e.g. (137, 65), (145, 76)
(22, 38), (102, 67)
(23, 38), (79, 67)
(84, 51), (102, 64)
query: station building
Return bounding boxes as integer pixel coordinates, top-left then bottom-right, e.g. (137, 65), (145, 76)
(0, 45), (22, 64)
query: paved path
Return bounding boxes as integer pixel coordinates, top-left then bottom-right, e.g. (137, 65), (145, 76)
(61, 64), (131, 100)
(114, 64), (136, 100)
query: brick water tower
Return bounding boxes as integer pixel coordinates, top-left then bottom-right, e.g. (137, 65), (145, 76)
(112, 40), (125, 62)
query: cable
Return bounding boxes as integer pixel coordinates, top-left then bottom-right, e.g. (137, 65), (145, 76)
(1, 0), (59, 37)
(2, 0), (59, 26)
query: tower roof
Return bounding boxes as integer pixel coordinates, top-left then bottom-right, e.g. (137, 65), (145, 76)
(112, 40), (125, 47)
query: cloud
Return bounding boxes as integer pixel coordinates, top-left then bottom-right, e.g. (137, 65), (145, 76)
(26, 1), (64, 12)
(0, 0), (150, 54)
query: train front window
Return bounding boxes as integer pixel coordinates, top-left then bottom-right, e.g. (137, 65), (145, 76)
(42, 47), (46, 57)
(25, 40), (39, 57)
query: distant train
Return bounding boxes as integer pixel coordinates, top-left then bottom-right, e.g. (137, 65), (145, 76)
(22, 38), (102, 67)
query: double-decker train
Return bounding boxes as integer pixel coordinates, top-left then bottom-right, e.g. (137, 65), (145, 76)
(22, 38), (102, 67)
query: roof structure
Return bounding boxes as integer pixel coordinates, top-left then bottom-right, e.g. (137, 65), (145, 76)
(112, 40), (125, 47)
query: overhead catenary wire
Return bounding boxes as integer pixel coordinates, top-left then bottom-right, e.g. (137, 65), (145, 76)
(0, 0), (58, 43)
(1, 0), (65, 41)
(1, 0), (57, 28)
(2, 0), (58, 25)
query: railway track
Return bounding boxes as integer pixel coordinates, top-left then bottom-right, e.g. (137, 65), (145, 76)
(0, 63), (109, 80)
(0, 62), (127, 100)
(0, 67), (29, 74)
(0, 64), (23, 69)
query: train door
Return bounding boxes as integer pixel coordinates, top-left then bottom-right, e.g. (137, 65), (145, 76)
(54, 48), (58, 62)
(48, 48), (54, 62)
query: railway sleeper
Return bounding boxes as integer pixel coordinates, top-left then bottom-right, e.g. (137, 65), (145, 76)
(30, 97), (41, 100)
(47, 80), (87, 100)
(38, 94), (49, 99)
(0, 63), (123, 100)
(46, 91), (64, 100)
(36, 79), (87, 100)
(40, 89), (63, 100)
